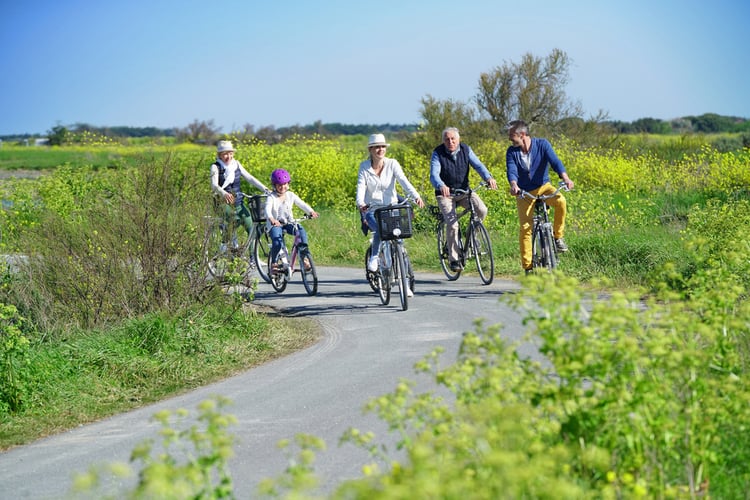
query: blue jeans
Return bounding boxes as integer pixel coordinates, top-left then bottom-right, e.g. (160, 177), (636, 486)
(363, 211), (381, 257)
(270, 223), (308, 261)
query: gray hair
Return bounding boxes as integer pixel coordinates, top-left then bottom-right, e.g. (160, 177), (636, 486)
(442, 127), (460, 140)
(507, 120), (528, 135)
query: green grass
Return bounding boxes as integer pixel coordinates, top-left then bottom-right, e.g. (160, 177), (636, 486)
(0, 303), (320, 450)
(0, 143), (206, 171)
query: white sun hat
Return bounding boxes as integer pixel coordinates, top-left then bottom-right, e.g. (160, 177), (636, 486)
(367, 133), (390, 148)
(216, 140), (235, 153)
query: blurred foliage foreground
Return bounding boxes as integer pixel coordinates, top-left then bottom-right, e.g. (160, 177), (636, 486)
(1, 137), (749, 497)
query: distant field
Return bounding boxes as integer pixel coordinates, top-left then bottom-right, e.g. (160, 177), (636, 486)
(0, 144), (206, 171)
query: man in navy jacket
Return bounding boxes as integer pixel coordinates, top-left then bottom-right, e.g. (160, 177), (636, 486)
(506, 120), (574, 274)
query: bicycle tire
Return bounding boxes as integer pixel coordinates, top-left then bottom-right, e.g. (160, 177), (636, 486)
(205, 220), (227, 281)
(395, 243), (409, 311)
(253, 228), (272, 283)
(299, 247), (318, 296)
(364, 246), (379, 292)
(267, 250), (288, 293)
(377, 245), (390, 305)
(437, 222), (460, 281)
(470, 222), (494, 285)
(531, 224), (544, 271)
(542, 225), (557, 271)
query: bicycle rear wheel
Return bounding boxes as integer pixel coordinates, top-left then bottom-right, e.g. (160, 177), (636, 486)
(470, 222), (494, 285)
(253, 228), (271, 283)
(364, 246), (379, 292)
(299, 247), (318, 296)
(437, 222), (460, 281)
(394, 243), (409, 311)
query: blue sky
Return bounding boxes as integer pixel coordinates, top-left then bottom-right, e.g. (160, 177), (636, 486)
(2, 0), (748, 136)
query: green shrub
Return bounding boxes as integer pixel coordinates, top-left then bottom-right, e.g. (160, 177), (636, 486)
(0, 302), (30, 413)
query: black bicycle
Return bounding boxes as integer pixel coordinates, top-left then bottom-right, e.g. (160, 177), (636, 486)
(363, 198), (415, 311)
(430, 182), (494, 284)
(204, 193), (259, 284)
(267, 216), (318, 295)
(518, 181), (570, 272)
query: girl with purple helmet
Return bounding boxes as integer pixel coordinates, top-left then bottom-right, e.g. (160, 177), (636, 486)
(265, 169), (319, 267)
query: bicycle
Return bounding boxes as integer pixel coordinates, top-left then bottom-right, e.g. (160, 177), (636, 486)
(267, 215), (318, 295)
(363, 198), (415, 311)
(204, 192), (271, 284)
(517, 181), (570, 273)
(430, 182), (494, 284)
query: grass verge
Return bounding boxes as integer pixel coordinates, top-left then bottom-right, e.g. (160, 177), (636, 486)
(0, 302), (320, 450)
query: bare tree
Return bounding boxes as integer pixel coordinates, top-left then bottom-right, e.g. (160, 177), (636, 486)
(410, 95), (495, 157)
(175, 119), (221, 144)
(475, 48), (583, 136)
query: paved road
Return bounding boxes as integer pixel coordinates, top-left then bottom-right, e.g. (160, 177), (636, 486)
(0, 266), (526, 499)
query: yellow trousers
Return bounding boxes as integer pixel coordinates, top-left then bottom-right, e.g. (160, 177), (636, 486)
(516, 183), (567, 270)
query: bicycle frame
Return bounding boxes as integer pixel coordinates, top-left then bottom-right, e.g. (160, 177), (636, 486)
(518, 181), (569, 272)
(363, 197), (415, 311)
(268, 216), (318, 295)
(432, 182), (494, 284)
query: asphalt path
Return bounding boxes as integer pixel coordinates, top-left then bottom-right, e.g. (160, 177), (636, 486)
(0, 265), (529, 499)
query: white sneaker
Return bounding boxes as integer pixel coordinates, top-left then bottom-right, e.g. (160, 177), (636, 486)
(367, 255), (379, 272)
(406, 288), (414, 297)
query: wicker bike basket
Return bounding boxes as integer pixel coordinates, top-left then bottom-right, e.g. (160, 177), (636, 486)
(249, 195), (267, 223)
(374, 204), (413, 241)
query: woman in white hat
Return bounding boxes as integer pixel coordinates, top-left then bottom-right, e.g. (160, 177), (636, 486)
(356, 134), (425, 292)
(210, 140), (270, 248)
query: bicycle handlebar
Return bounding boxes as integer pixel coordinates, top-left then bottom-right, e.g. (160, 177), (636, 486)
(518, 181), (570, 201)
(452, 181), (488, 197)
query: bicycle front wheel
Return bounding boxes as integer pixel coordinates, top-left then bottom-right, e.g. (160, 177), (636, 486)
(253, 229), (272, 283)
(470, 222), (494, 285)
(394, 243), (409, 311)
(299, 247), (318, 296)
(542, 224), (557, 271)
(437, 222), (460, 281)
(267, 251), (288, 293)
(377, 245), (390, 305)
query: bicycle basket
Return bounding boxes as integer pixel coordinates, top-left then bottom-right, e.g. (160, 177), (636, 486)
(249, 195), (267, 222)
(375, 205), (413, 240)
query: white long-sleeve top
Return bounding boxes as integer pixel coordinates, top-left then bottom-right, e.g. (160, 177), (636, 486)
(210, 158), (268, 196)
(356, 157), (421, 210)
(265, 191), (314, 230)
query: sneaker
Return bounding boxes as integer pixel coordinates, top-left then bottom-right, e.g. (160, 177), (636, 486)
(555, 238), (569, 252)
(367, 255), (379, 272)
(406, 287), (414, 297)
(449, 261), (463, 272)
(524, 268), (533, 276)
(303, 257), (312, 271)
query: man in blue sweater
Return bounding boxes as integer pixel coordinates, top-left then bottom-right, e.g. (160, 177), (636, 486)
(506, 120), (574, 274)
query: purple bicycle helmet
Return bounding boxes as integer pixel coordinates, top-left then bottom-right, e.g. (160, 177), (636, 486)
(270, 168), (291, 185)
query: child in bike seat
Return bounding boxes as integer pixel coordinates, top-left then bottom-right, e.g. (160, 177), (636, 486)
(265, 169), (319, 269)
